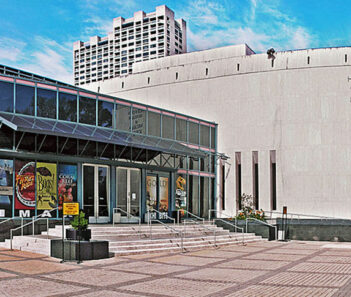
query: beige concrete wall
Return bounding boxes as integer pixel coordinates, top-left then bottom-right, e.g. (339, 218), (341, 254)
(84, 45), (351, 218)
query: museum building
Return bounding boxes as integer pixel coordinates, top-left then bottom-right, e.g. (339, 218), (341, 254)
(0, 65), (218, 223)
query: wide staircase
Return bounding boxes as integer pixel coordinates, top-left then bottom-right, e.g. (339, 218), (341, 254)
(0, 222), (266, 256)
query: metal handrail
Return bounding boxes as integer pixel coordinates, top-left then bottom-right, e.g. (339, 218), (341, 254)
(10, 207), (58, 250)
(264, 210), (351, 221)
(214, 218), (245, 245)
(184, 210), (205, 224)
(208, 209), (232, 221)
(149, 219), (184, 252)
(113, 207), (141, 238)
(184, 219), (217, 247)
(246, 217), (278, 240)
(147, 209), (175, 225)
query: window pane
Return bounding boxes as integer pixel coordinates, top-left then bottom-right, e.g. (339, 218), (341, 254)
(0, 81), (13, 112)
(189, 158), (199, 170)
(189, 122), (199, 144)
(16, 84), (34, 115)
(98, 101), (113, 128)
(115, 104), (130, 131)
(189, 175), (199, 216)
(37, 88), (56, 119)
(148, 112), (160, 137)
(200, 125), (210, 147)
(132, 108), (146, 134)
(211, 127), (215, 149)
(59, 93), (77, 122)
(176, 118), (187, 142)
(162, 115), (174, 139)
(79, 96), (96, 125)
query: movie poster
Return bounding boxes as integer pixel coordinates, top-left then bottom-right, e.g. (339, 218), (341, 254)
(0, 159), (13, 217)
(58, 164), (77, 214)
(175, 174), (187, 210)
(15, 160), (35, 217)
(159, 177), (169, 213)
(36, 162), (57, 210)
(146, 175), (157, 212)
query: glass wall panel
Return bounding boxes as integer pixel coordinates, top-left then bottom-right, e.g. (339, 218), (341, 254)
(175, 156), (187, 169)
(37, 88), (56, 119)
(98, 101), (113, 128)
(210, 177), (215, 211)
(148, 112), (160, 137)
(200, 177), (209, 217)
(200, 125), (210, 147)
(176, 118), (187, 142)
(0, 125), (13, 149)
(211, 126), (216, 149)
(115, 104), (130, 131)
(0, 81), (13, 112)
(79, 97), (96, 125)
(16, 84), (34, 115)
(132, 108), (146, 134)
(189, 158), (199, 170)
(189, 121), (199, 144)
(162, 115), (174, 139)
(59, 92), (77, 122)
(83, 165), (95, 217)
(189, 175), (199, 216)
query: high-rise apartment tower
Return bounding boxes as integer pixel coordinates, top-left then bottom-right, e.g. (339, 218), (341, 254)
(73, 5), (187, 86)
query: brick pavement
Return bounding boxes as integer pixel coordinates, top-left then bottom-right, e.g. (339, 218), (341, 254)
(0, 241), (351, 296)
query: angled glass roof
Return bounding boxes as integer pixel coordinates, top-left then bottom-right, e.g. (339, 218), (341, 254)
(0, 113), (206, 158)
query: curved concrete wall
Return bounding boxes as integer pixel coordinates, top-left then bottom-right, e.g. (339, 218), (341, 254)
(84, 45), (351, 218)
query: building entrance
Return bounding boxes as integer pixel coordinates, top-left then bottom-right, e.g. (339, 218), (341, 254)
(146, 174), (170, 220)
(116, 168), (141, 222)
(83, 164), (110, 223)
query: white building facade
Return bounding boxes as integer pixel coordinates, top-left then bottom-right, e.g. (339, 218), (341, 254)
(83, 44), (351, 219)
(73, 5), (186, 86)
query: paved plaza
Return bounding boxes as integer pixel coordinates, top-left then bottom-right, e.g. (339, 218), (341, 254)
(0, 241), (351, 296)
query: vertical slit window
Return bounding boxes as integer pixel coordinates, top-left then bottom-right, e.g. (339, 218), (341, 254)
(221, 160), (225, 210)
(235, 152), (242, 210)
(345, 54), (348, 63)
(307, 56), (310, 64)
(237, 63), (240, 71)
(270, 150), (277, 210)
(205, 68), (208, 76)
(252, 151), (259, 209)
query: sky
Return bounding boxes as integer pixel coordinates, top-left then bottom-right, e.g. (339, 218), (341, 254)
(1, 0), (351, 84)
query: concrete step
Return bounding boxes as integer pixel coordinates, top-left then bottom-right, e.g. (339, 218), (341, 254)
(1, 236), (50, 255)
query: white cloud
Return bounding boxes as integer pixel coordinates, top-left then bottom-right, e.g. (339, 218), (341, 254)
(290, 27), (311, 49)
(0, 37), (26, 62)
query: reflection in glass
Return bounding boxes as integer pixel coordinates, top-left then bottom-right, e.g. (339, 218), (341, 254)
(0, 81), (13, 112)
(176, 118), (187, 142)
(83, 166), (95, 217)
(211, 127), (216, 149)
(16, 85), (34, 115)
(59, 93), (77, 122)
(98, 101), (113, 127)
(162, 115), (174, 139)
(189, 175), (199, 216)
(200, 125), (210, 147)
(148, 112), (160, 137)
(132, 108), (146, 134)
(37, 88), (56, 119)
(189, 122), (199, 144)
(115, 104), (130, 131)
(117, 168), (128, 213)
(98, 167), (108, 216)
(79, 97), (96, 125)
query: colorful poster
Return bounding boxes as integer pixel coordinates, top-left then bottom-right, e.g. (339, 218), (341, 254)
(15, 160), (35, 211)
(36, 162), (57, 210)
(159, 176), (169, 212)
(58, 164), (77, 212)
(146, 175), (157, 211)
(175, 174), (187, 210)
(0, 159), (13, 217)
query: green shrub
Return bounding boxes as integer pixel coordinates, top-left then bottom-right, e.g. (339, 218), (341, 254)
(71, 211), (89, 230)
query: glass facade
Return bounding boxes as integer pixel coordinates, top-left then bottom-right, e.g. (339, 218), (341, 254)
(0, 75), (217, 220)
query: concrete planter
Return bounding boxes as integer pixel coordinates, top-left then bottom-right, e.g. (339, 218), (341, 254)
(66, 228), (91, 241)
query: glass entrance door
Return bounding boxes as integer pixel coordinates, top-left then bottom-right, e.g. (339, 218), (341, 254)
(116, 168), (141, 223)
(83, 164), (110, 223)
(146, 174), (169, 221)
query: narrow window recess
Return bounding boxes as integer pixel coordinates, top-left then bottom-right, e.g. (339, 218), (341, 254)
(252, 151), (259, 210)
(205, 68), (208, 76)
(176, 72), (178, 80)
(270, 150), (277, 210)
(147, 77), (150, 84)
(237, 63), (240, 71)
(345, 54), (348, 63)
(221, 160), (225, 210)
(271, 59), (274, 67)
(121, 82), (124, 89)
(235, 152), (242, 210)
(307, 56), (310, 64)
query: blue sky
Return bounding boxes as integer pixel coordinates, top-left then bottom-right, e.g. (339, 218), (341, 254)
(1, 0), (351, 83)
